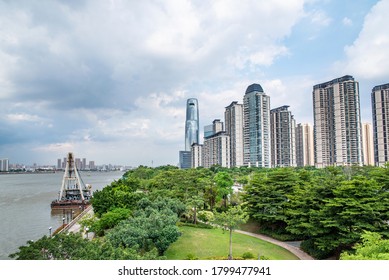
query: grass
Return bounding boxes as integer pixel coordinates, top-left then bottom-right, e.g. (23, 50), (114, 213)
(165, 226), (299, 260)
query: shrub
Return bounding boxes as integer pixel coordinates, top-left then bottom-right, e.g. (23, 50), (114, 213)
(185, 254), (199, 260)
(197, 211), (214, 223)
(241, 252), (255, 259)
(300, 239), (333, 259)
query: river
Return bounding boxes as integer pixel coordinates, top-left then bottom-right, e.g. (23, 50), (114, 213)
(0, 171), (124, 260)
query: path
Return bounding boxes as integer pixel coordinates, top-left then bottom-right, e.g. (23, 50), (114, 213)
(58, 206), (95, 239)
(235, 230), (314, 260)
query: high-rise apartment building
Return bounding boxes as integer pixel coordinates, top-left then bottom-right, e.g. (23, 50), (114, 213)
(270, 105), (296, 167)
(296, 123), (314, 167)
(179, 98), (200, 169)
(203, 131), (230, 168)
(243, 83), (271, 167)
(372, 83), (389, 166)
(313, 75), (363, 167)
(0, 158), (9, 172)
(191, 143), (203, 168)
(225, 101), (244, 167)
(202, 120), (230, 168)
(362, 122), (374, 166)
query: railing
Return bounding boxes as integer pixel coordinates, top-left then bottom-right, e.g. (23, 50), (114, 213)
(56, 205), (93, 235)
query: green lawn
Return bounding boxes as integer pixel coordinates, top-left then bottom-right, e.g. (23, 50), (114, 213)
(165, 226), (299, 260)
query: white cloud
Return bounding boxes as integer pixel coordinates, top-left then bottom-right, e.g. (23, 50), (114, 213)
(342, 17), (353, 26)
(308, 9), (332, 26)
(0, 0), (310, 165)
(342, 0), (389, 79)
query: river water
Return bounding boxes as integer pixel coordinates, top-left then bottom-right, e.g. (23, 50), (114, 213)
(0, 171), (124, 260)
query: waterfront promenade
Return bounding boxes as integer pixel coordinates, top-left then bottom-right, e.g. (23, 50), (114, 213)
(57, 206), (94, 239)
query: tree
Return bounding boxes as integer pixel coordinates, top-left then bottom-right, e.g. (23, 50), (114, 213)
(214, 171), (234, 208)
(106, 198), (182, 255)
(187, 195), (204, 224)
(340, 231), (389, 260)
(244, 168), (298, 231)
(213, 205), (249, 260)
(9, 233), (161, 260)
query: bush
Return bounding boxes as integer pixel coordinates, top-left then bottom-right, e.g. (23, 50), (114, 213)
(177, 222), (213, 229)
(300, 239), (333, 259)
(197, 211), (214, 223)
(185, 254), (199, 260)
(241, 252), (255, 259)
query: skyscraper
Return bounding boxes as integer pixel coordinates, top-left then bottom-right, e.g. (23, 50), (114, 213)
(185, 98), (200, 151)
(313, 75), (363, 167)
(243, 83), (271, 167)
(296, 123), (314, 167)
(225, 101), (244, 167)
(371, 83), (389, 166)
(362, 122), (374, 166)
(203, 131), (230, 168)
(191, 143), (203, 168)
(270, 105), (296, 167)
(179, 98), (200, 169)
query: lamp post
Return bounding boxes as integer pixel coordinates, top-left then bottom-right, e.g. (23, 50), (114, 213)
(49, 226), (52, 237)
(62, 217), (65, 228)
(85, 227), (89, 239)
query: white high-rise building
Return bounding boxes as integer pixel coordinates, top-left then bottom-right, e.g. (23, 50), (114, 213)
(0, 158), (9, 172)
(313, 75), (363, 167)
(372, 83), (389, 166)
(191, 143), (203, 168)
(270, 105), (296, 167)
(361, 122), (374, 166)
(296, 123), (314, 167)
(225, 101), (244, 167)
(243, 83), (271, 167)
(203, 132), (230, 168)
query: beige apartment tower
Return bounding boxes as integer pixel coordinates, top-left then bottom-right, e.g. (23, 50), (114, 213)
(225, 102), (244, 167)
(361, 123), (374, 166)
(313, 75), (363, 167)
(372, 83), (389, 166)
(296, 123), (314, 167)
(270, 105), (296, 167)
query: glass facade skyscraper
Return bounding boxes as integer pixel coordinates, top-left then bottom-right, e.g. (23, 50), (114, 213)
(243, 83), (271, 167)
(185, 98), (200, 151)
(179, 98), (199, 169)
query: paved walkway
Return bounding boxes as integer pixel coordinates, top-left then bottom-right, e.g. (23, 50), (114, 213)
(60, 206), (95, 239)
(235, 230), (314, 260)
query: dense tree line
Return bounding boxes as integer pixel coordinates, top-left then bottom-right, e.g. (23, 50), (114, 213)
(11, 164), (389, 259)
(244, 166), (389, 258)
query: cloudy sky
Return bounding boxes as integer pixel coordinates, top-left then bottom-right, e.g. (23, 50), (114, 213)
(1, 0), (388, 167)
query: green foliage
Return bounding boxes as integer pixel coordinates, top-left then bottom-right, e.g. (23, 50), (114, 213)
(213, 205), (249, 259)
(340, 231), (389, 260)
(92, 207), (132, 236)
(106, 197), (181, 255)
(300, 239), (333, 259)
(241, 251), (255, 259)
(9, 233), (161, 260)
(244, 168), (298, 230)
(197, 210), (214, 223)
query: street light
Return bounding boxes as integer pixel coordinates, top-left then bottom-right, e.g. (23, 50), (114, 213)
(85, 227), (89, 239)
(62, 217), (65, 228)
(49, 226), (52, 237)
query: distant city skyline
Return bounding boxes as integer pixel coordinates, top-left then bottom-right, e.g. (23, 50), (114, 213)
(0, 1), (388, 166)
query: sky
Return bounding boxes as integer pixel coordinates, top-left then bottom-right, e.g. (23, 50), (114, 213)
(1, 0), (389, 167)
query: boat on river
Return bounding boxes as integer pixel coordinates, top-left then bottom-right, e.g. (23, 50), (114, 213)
(51, 152), (92, 210)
